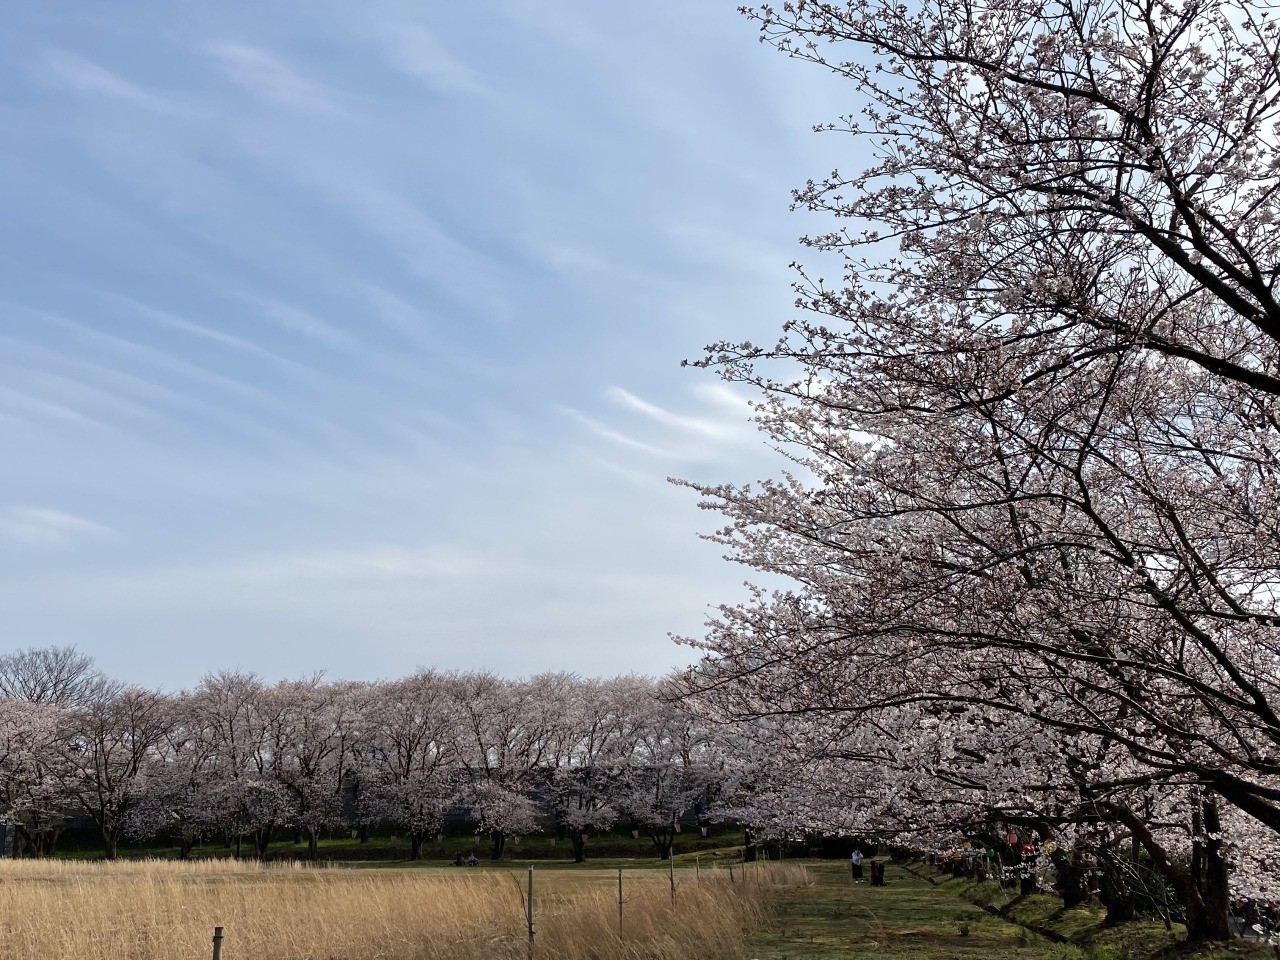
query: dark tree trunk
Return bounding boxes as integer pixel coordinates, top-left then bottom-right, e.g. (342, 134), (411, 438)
(571, 833), (587, 863)
(491, 829), (506, 860)
(254, 824), (274, 859)
(1100, 855), (1136, 927)
(1053, 852), (1090, 909)
(410, 831), (425, 861)
(307, 826), (319, 861)
(1186, 795), (1233, 943)
(648, 825), (675, 860)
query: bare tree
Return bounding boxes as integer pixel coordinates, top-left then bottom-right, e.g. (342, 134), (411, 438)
(0, 646), (104, 707)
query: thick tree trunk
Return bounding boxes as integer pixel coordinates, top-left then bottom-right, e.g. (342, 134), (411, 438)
(649, 826), (675, 860)
(1099, 853), (1136, 927)
(307, 826), (319, 861)
(491, 829), (506, 860)
(410, 831), (425, 861)
(254, 824), (273, 859)
(571, 833), (587, 863)
(1109, 800), (1231, 943)
(1186, 795), (1232, 943)
(1052, 851), (1090, 909)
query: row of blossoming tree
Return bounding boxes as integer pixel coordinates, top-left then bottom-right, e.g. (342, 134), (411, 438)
(0, 647), (719, 864)
(674, 0), (1280, 944)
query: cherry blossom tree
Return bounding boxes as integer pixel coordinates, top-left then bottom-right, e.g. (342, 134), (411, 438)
(190, 671), (293, 858)
(0, 645), (107, 856)
(674, 0), (1280, 942)
(453, 673), (553, 859)
(540, 675), (655, 862)
(273, 676), (367, 860)
(616, 687), (722, 860)
(0, 698), (66, 856)
(362, 670), (460, 860)
(57, 683), (171, 859)
(124, 691), (225, 858)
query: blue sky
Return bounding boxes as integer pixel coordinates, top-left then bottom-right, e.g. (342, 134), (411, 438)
(0, 1), (853, 689)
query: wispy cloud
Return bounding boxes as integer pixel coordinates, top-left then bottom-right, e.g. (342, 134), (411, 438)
(256, 299), (354, 347)
(208, 43), (337, 115)
(99, 293), (294, 363)
(328, 183), (507, 320)
(356, 285), (432, 338)
(37, 49), (178, 114)
(608, 386), (753, 442)
(0, 384), (103, 429)
(561, 407), (668, 457)
(375, 23), (487, 96)
(0, 506), (113, 548)
(1, 1), (810, 686)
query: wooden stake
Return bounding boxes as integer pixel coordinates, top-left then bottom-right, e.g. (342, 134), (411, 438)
(617, 868), (623, 936)
(211, 926), (224, 960)
(669, 853), (675, 903)
(527, 866), (535, 960)
(695, 855), (700, 881)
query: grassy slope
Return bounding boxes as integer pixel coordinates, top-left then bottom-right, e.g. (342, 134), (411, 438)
(747, 863), (1276, 960)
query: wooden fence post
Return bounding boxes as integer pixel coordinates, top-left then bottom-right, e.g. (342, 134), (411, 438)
(211, 926), (224, 960)
(617, 868), (623, 936)
(527, 866), (535, 960)
(669, 853), (675, 903)
(695, 855), (700, 881)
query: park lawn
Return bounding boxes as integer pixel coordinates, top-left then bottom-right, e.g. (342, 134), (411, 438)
(747, 861), (1074, 960)
(50, 822), (749, 863)
(745, 862), (1276, 960)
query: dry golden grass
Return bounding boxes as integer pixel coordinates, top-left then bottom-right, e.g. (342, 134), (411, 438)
(0, 858), (810, 960)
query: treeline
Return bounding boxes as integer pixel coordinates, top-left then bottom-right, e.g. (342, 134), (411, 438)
(0, 647), (720, 863)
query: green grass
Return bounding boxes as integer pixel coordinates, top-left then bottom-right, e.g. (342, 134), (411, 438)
(746, 862), (1277, 960)
(747, 862), (1079, 960)
(51, 822), (749, 863)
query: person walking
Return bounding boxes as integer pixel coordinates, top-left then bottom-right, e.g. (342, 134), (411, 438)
(851, 847), (864, 882)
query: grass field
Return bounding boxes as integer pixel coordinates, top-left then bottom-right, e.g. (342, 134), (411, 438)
(5, 856), (1273, 960)
(0, 856), (803, 960)
(748, 862), (1276, 960)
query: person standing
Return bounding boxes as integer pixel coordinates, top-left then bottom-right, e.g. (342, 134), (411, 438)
(851, 847), (864, 882)
(870, 859), (886, 886)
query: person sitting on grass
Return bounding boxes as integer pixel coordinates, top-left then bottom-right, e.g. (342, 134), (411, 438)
(465, 853), (479, 867)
